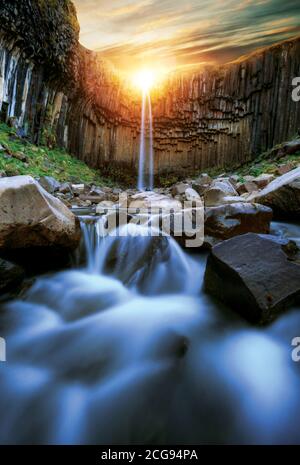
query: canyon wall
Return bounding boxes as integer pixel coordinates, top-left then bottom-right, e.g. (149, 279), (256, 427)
(152, 38), (300, 173)
(0, 1), (300, 178)
(0, 0), (141, 172)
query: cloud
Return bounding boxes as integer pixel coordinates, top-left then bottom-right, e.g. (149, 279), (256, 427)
(73, 0), (300, 70)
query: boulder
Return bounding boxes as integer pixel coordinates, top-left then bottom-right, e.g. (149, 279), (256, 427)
(228, 175), (240, 187)
(276, 163), (295, 176)
(204, 179), (238, 206)
(184, 188), (201, 201)
(129, 192), (182, 213)
(0, 176), (81, 251)
(211, 180), (238, 195)
(39, 176), (61, 194)
(191, 173), (212, 195)
(204, 233), (300, 324)
(0, 258), (24, 294)
(273, 139), (300, 159)
(89, 186), (106, 197)
(59, 182), (72, 195)
(204, 202), (272, 242)
(71, 184), (85, 196)
(79, 195), (106, 204)
(236, 182), (247, 195)
(96, 201), (116, 213)
(249, 167), (300, 219)
(243, 181), (258, 194)
(171, 183), (190, 197)
(195, 173), (212, 185)
(253, 173), (274, 189)
(204, 184), (238, 206)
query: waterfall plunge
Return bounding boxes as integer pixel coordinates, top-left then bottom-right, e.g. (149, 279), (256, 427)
(138, 91), (154, 191)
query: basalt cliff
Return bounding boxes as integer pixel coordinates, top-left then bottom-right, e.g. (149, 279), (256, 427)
(0, 0), (299, 176)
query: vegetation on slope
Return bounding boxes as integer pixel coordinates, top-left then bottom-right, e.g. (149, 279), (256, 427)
(0, 123), (114, 186)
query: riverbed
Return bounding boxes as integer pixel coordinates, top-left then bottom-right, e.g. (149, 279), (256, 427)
(0, 219), (300, 444)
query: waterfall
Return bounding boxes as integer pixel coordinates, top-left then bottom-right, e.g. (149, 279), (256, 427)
(137, 91), (154, 191)
(148, 93), (154, 191)
(137, 91), (146, 191)
(77, 216), (202, 295)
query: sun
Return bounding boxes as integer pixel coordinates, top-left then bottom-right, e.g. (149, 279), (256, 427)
(132, 69), (156, 93)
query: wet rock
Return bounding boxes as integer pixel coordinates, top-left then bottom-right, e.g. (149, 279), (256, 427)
(0, 258), (25, 295)
(96, 201), (117, 214)
(273, 139), (300, 159)
(39, 176), (61, 194)
(243, 181), (258, 194)
(204, 180), (238, 206)
(171, 183), (190, 197)
(204, 233), (300, 324)
(191, 174), (212, 195)
(184, 188), (201, 201)
(229, 175), (240, 185)
(71, 184), (85, 196)
(249, 167), (300, 219)
(59, 183), (72, 195)
(0, 176), (81, 251)
(204, 202), (272, 242)
(243, 175), (255, 182)
(79, 195), (107, 204)
(195, 173), (212, 185)
(253, 174), (275, 189)
(89, 186), (106, 197)
(129, 192), (182, 212)
(276, 163), (295, 176)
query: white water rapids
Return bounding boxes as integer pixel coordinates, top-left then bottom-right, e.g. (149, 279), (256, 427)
(0, 218), (300, 444)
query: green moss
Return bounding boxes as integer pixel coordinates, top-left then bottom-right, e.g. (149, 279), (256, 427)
(0, 122), (115, 187)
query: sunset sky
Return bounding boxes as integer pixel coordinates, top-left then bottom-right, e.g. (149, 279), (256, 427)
(73, 0), (300, 72)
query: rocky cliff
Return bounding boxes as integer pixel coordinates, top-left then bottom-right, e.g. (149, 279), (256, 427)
(0, 0), (299, 178)
(152, 38), (300, 173)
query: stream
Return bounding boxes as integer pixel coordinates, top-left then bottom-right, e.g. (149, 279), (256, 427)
(0, 218), (300, 444)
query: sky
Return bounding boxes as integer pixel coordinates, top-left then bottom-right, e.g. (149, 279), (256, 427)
(73, 0), (300, 72)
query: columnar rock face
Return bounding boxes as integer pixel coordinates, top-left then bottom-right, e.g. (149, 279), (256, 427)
(152, 39), (300, 173)
(0, 0), (141, 171)
(0, 1), (299, 176)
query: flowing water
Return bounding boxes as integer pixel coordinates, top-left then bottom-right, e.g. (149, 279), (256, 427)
(1, 218), (300, 444)
(138, 91), (154, 191)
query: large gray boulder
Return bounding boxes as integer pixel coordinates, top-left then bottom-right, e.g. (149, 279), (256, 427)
(249, 167), (300, 219)
(204, 233), (300, 324)
(129, 192), (182, 212)
(0, 176), (81, 251)
(204, 180), (238, 206)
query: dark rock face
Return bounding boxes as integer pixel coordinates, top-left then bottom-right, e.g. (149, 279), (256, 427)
(204, 233), (300, 324)
(0, 0), (79, 81)
(0, 258), (24, 294)
(250, 167), (300, 219)
(0, 1), (300, 175)
(204, 203), (273, 242)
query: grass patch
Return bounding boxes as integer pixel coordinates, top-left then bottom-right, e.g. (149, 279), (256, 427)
(0, 122), (115, 186)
